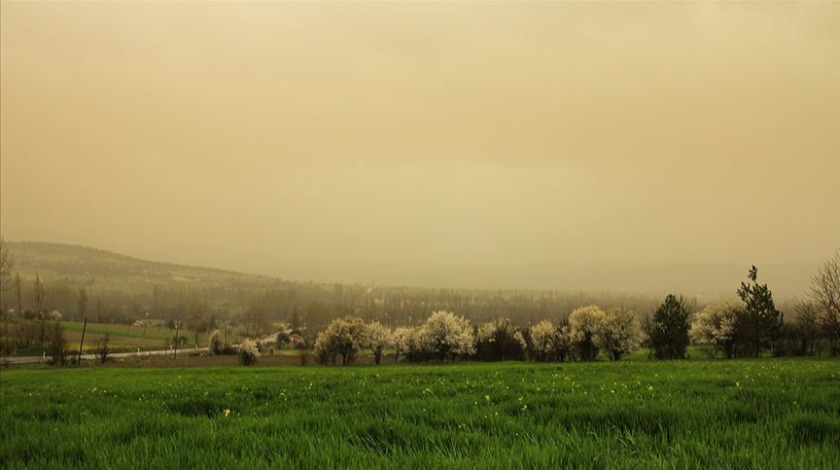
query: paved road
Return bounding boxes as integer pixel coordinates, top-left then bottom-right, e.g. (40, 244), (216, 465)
(2, 347), (209, 365)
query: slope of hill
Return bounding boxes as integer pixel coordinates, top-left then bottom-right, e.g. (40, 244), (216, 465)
(6, 241), (816, 299)
(6, 241), (279, 293)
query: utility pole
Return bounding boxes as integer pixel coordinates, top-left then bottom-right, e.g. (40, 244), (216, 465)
(174, 321), (179, 360)
(77, 317), (87, 366)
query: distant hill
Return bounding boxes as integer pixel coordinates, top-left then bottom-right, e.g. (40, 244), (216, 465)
(6, 241), (279, 294)
(5, 241), (817, 300)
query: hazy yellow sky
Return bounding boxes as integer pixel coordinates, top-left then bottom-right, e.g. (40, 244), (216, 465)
(2, 1), (839, 279)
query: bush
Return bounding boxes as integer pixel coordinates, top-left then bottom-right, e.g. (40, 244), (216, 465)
(238, 339), (260, 366)
(276, 331), (291, 349)
(96, 334), (111, 364)
(208, 330), (224, 355)
(691, 299), (745, 358)
(476, 318), (527, 361)
(47, 322), (69, 366)
(291, 334), (307, 350)
(530, 320), (573, 362)
(774, 301), (823, 357)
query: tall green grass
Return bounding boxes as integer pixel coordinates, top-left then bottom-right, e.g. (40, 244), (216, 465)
(1, 359), (838, 468)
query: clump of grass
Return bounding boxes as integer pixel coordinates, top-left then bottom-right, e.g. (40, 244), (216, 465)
(788, 413), (840, 445)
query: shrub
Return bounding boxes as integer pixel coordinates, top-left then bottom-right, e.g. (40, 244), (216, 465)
(291, 334), (307, 350)
(47, 322), (69, 366)
(208, 330), (224, 355)
(313, 330), (337, 365)
(276, 331), (291, 349)
(476, 318), (527, 361)
(691, 299), (745, 358)
(96, 333), (111, 364)
(774, 301), (823, 357)
(238, 339), (260, 366)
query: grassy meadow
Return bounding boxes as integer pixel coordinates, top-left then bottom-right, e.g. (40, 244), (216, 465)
(1, 359), (838, 468)
(61, 321), (184, 353)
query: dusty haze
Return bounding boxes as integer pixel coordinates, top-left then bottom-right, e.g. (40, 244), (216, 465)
(1, 2), (838, 288)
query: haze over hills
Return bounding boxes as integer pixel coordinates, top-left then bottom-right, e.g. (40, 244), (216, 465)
(262, 259), (816, 300)
(6, 241), (816, 300)
(6, 241), (279, 295)
(3, 2), (839, 286)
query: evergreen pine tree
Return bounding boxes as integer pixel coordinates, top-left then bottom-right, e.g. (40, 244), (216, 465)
(737, 266), (783, 357)
(650, 294), (691, 359)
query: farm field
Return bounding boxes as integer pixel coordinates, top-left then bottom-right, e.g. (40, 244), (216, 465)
(61, 321), (186, 353)
(1, 359), (838, 468)
(1, 320), (253, 357)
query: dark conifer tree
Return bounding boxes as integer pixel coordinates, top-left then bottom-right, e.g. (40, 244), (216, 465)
(650, 294), (690, 360)
(737, 266), (783, 357)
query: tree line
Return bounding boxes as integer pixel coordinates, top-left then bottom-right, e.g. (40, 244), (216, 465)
(298, 257), (839, 366)
(2, 237), (839, 362)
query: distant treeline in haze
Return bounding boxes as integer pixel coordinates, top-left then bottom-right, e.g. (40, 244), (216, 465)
(0, 242), (815, 339)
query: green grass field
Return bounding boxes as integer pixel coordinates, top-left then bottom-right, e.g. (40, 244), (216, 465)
(1, 359), (838, 468)
(61, 321), (183, 353)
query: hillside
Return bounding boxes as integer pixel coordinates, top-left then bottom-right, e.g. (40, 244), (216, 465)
(6, 242), (279, 294)
(6, 242), (817, 300)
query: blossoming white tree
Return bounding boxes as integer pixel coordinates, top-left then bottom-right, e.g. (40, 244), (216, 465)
(690, 299), (744, 358)
(530, 320), (573, 362)
(313, 316), (368, 365)
(569, 305), (606, 361)
(238, 338), (260, 366)
(366, 321), (392, 365)
(595, 307), (644, 361)
(420, 311), (475, 362)
(391, 326), (418, 363)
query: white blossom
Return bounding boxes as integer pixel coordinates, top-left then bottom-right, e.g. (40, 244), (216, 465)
(420, 311), (475, 361)
(569, 305), (606, 361)
(238, 338), (260, 366)
(595, 307), (644, 361)
(690, 298), (744, 357)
